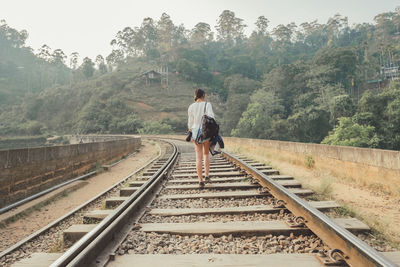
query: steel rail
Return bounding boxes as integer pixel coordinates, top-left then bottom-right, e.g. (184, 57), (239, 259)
(0, 171), (96, 215)
(0, 143), (161, 260)
(222, 151), (397, 267)
(50, 141), (179, 267)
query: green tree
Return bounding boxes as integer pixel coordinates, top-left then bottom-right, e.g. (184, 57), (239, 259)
(221, 93), (250, 135)
(224, 74), (260, 94)
(51, 49), (67, 66)
(36, 44), (52, 62)
(272, 24), (293, 44)
(69, 52), (79, 69)
(262, 62), (308, 115)
(312, 47), (357, 92)
(157, 13), (175, 53)
(110, 114), (142, 134)
(287, 107), (331, 143)
(76, 100), (110, 133)
(330, 94), (355, 123)
(190, 22), (213, 47)
(231, 102), (272, 138)
(106, 49), (124, 68)
(0, 20), (28, 48)
(322, 117), (379, 147)
(221, 75), (261, 134)
(249, 16), (273, 78)
(80, 57), (95, 79)
(354, 82), (400, 149)
(232, 90), (284, 138)
(176, 48), (211, 83)
(95, 55), (107, 75)
(176, 58), (196, 79)
(215, 10), (246, 45)
(51, 49), (67, 85)
(139, 17), (158, 57)
(255, 16), (270, 35)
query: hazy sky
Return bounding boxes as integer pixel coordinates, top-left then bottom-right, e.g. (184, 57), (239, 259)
(1, 0), (399, 62)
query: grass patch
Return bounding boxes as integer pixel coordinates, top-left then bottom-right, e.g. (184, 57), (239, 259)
(316, 177), (334, 196)
(0, 210), (30, 229)
(49, 239), (65, 253)
(229, 146), (243, 155)
(122, 180), (131, 187)
(334, 205), (356, 217)
(368, 182), (386, 193)
(332, 202), (400, 247)
(305, 155), (315, 168)
(94, 161), (104, 174)
(305, 194), (325, 201)
(368, 226), (399, 249)
(83, 217), (103, 224)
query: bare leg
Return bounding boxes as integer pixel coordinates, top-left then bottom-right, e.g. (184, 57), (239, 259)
(203, 141), (210, 177)
(194, 142), (204, 182)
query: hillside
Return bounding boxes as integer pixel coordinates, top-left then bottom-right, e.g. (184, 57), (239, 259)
(1, 9), (400, 149)
(0, 20), (72, 109)
(0, 59), (223, 136)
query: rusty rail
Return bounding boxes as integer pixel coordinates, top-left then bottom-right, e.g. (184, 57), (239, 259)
(50, 140), (179, 267)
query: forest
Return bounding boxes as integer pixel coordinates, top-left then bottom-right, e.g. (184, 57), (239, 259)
(0, 8), (400, 150)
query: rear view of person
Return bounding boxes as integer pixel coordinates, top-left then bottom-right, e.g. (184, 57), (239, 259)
(187, 89), (215, 188)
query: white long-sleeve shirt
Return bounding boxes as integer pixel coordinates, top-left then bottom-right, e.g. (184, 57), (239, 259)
(187, 101), (215, 131)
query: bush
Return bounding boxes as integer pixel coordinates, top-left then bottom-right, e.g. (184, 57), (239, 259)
(322, 117), (380, 148)
(138, 121), (173, 134)
(110, 114), (142, 134)
(305, 155), (315, 168)
(75, 97), (141, 134)
(161, 118), (187, 133)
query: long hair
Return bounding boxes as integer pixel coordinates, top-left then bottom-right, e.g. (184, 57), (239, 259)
(194, 88), (205, 101)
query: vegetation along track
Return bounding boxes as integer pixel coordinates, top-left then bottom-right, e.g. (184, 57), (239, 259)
(7, 139), (400, 267)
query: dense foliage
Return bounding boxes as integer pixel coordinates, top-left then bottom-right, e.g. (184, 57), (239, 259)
(1, 8), (400, 149)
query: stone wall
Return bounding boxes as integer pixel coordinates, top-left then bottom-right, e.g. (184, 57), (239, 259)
(0, 136), (141, 208)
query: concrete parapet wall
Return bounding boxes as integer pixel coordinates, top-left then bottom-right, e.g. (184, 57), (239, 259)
(147, 135), (400, 195)
(67, 134), (132, 144)
(223, 137), (400, 196)
(0, 135), (141, 208)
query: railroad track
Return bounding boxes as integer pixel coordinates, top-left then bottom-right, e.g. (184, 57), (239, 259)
(0, 140), (166, 267)
(7, 139), (400, 267)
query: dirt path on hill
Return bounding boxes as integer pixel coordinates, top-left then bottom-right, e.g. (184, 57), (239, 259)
(0, 140), (159, 252)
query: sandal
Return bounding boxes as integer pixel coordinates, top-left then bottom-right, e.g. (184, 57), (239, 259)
(204, 176), (211, 183)
(199, 181), (205, 188)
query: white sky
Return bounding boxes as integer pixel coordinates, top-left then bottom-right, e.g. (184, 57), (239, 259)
(1, 0), (399, 62)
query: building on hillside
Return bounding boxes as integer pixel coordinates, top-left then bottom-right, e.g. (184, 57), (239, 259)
(381, 66), (400, 80)
(142, 67), (169, 88)
(142, 70), (161, 85)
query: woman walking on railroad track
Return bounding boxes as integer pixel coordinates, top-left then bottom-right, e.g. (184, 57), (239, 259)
(187, 89), (215, 188)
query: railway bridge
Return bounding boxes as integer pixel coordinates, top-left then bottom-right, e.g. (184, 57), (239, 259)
(0, 135), (399, 267)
